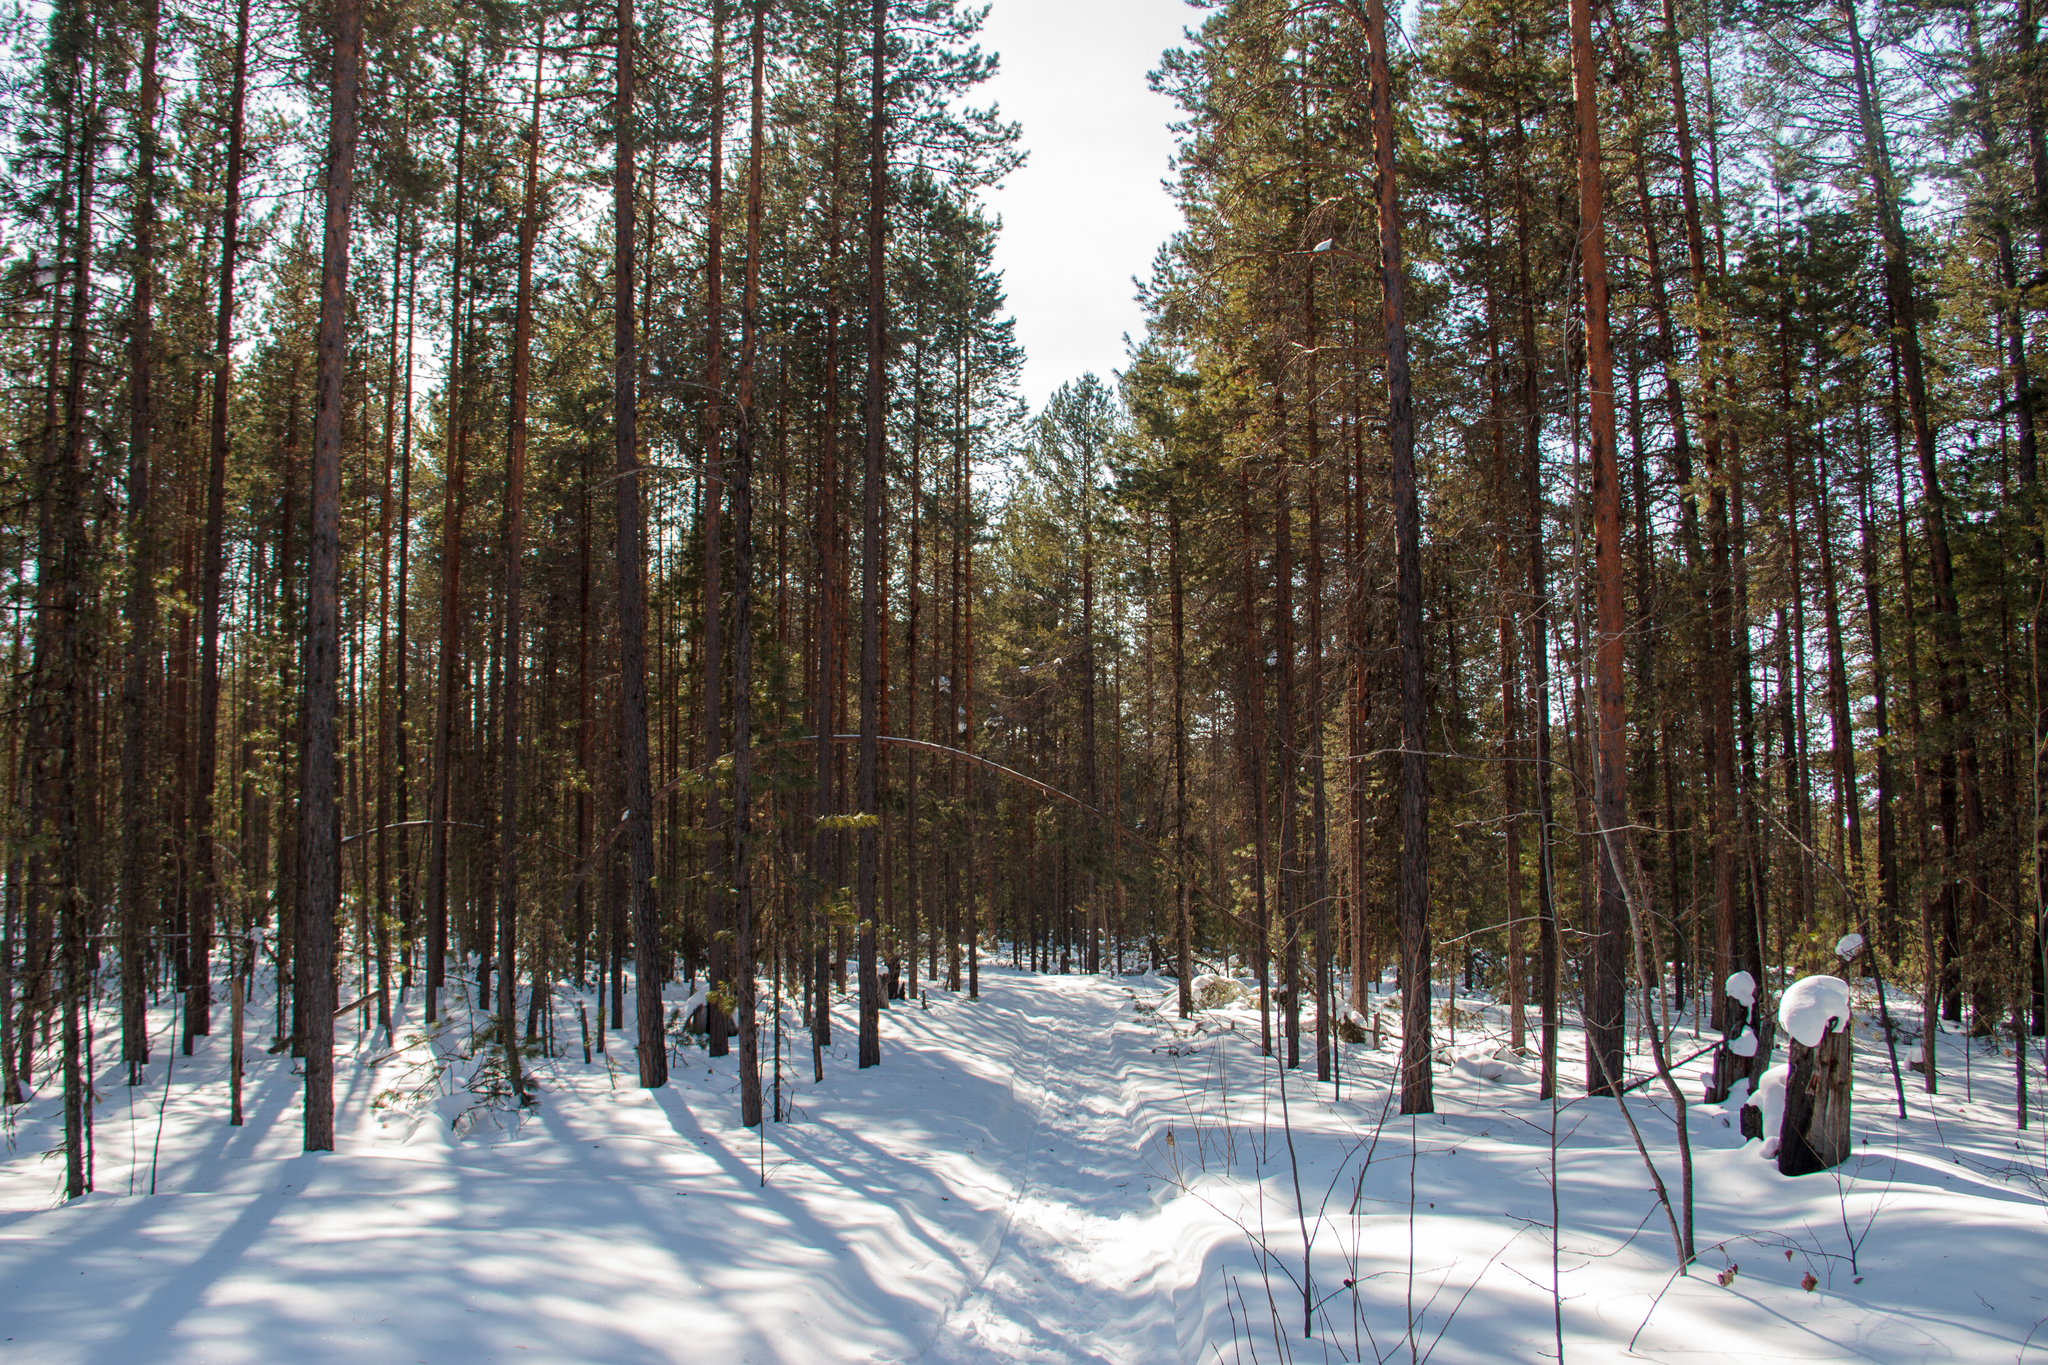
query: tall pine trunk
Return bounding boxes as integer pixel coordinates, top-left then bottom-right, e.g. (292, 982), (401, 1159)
(733, 0), (768, 1123)
(118, 0), (162, 1085)
(1844, 0), (1988, 1029)
(616, 0), (666, 1088)
(856, 0), (887, 1069)
(299, 0), (361, 1151)
(191, 0), (253, 1049)
(1514, 98), (1561, 1100)
(1366, 0), (1431, 1115)
(496, 39), (544, 1111)
(426, 91), (470, 1021)
(701, 0), (730, 1060)
(1573, 0), (1630, 1096)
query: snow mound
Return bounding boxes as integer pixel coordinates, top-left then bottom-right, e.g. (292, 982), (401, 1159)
(1751, 1063), (1790, 1159)
(1442, 1043), (1521, 1083)
(1728, 1026), (1758, 1057)
(1689, 1101), (1748, 1148)
(1835, 932), (1865, 961)
(1188, 974), (1243, 1010)
(1724, 971), (1757, 1008)
(1335, 1004), (1373, 1043)
(1778, 974), (1850, 1047)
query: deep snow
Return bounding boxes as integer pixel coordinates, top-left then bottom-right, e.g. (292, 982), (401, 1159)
(1, 965), (2044, 1363)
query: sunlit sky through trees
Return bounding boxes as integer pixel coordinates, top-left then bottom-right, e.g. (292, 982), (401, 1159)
(977, 0), (1189, 410)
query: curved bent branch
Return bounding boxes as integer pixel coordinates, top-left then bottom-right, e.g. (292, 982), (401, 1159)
(542, 733), (1262, 941)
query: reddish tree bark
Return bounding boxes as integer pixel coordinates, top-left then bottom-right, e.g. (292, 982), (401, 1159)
(1573, 0), (1630, 1097)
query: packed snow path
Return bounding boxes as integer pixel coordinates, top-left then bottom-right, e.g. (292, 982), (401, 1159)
(2, 966), (2044, 1362)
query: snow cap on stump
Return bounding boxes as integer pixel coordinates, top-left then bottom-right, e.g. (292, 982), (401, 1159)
(1725, 971), (1757, 1008)
(1778, 975), (1850, 1048)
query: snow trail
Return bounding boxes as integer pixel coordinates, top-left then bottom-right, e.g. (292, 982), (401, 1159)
(1, 965), (2042, 1363)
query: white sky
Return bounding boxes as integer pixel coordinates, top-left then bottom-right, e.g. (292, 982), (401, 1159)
(975, 0), (1195, 413)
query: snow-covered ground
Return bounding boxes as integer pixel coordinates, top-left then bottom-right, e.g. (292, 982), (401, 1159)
(2, 964), (2043, 1363)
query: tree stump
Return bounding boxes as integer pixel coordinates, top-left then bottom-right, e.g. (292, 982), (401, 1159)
(1739, 1099), (1764, 1142)
(1706, 971), (1775, 1103)
(1777, 1019), (1852, 1175)
(1706, 997), (1751, 1103)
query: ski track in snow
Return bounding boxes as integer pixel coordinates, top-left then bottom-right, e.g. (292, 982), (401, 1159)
(1, 965), (2043, 1363)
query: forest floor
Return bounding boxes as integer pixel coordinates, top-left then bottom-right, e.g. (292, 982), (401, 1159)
(1, 961), (2043, 1363)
